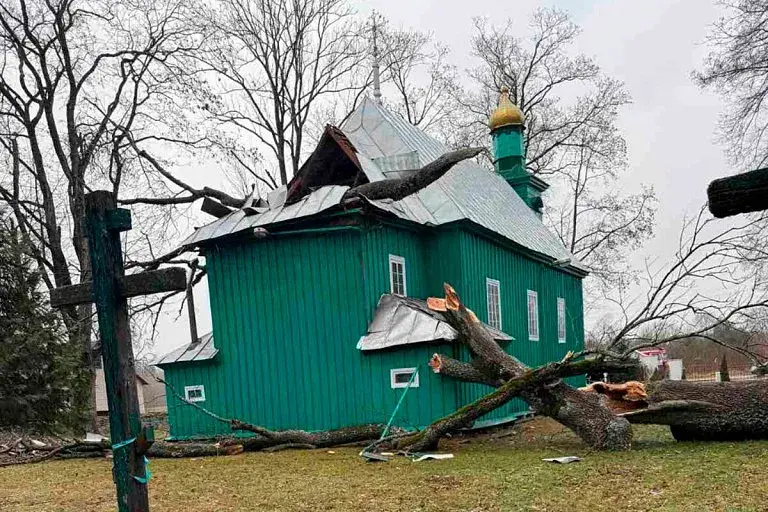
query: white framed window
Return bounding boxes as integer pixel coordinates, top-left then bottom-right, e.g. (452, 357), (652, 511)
(389, 254), (407, 296)
(527, 290), (539, 341)
(390, 368), (419, 389)
(184, 385), (206, 402)
(486, 278), (501, 330)
(557, 297), (567, 343)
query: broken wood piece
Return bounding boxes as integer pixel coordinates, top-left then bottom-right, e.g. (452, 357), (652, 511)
(579, 381), (649, 413)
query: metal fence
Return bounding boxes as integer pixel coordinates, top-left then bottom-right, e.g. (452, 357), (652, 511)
(684, 364), (761, 382)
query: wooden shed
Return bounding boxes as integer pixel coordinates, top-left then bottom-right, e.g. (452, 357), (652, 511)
(156, 91), (587, 440)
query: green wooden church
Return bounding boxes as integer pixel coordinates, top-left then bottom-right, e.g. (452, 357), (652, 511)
(156, 89), (587, 440)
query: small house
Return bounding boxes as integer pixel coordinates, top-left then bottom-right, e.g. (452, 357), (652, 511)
(156, 90), (587, 439)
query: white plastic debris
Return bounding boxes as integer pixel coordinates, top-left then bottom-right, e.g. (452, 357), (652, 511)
(412, 453), (454, 462)
(542, 456), (582, 464)
(29, 439), (47, 448)
(84, 432), (108, 443)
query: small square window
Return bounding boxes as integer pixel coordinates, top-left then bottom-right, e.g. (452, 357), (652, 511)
(486, 278), (501, 330)
(389, 255), (407, 296)
(390, 368), (419, 389)
(557, 297), (566, 343)
(527, 290), (539, 341)
(184, 385), (206, 402)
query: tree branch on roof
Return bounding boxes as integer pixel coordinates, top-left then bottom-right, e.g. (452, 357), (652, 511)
(343, 147), (483, 201)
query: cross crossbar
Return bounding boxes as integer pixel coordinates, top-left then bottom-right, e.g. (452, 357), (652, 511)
(50, 267), (187, 307)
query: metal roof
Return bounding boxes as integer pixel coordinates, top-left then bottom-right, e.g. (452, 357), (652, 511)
(178, 97), (582, 271)
(180, 185), (348, 248)
(155, 332), (218, 366)
(357, 294), (513, 351)
(342, 97), (581, 267)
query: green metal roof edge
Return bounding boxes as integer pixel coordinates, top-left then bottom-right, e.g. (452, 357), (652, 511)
(155, 352), (219, 368)
(197, 206), (588, 278)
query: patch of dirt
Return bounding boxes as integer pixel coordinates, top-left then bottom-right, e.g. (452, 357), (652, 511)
(424, 474), (462, 491)
(441, 416), (570, 449)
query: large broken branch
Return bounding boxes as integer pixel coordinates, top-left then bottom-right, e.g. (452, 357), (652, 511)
(415, 284), (633, 451)
(120, 142), (245, 208)
(158, 376), (395, 452)
(233, 423), (393, 451)
(343, 147), (483, 201)
(400, 353), (636, 452)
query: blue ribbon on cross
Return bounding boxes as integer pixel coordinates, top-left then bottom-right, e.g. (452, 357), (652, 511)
(111, 437), (152, 485)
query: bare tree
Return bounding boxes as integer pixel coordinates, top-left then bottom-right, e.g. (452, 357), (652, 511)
(696, 0), (768, 168)
(546, 122), (656, 287)
(460, 8), (656, 288)
(192, 0), (370, 188)
(592, 206), (768, 368)
(375, 18), (462, 138)
(0, 0), (211, 427)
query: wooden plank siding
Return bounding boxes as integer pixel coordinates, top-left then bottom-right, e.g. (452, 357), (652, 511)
(163, 220), (584, 439)
(165, 227), (456, 439)
(451, 230), (585, 423)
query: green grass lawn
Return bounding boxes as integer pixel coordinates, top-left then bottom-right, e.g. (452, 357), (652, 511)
(1, 419), (767, 512)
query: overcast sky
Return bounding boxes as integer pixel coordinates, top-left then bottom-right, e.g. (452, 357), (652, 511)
(148, 0), (732, 360)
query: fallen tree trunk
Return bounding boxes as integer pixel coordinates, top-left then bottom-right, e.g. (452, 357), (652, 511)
(400, 354), (634, 451)
(621, 380), (768, 441)
(413, 285), (633, 451)
(148, 442), (245, 458)
(231, 423), (394, 451)
(0, 424), (393, 465)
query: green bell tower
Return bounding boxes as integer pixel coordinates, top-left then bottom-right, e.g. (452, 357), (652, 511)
(489, 87), (548, 217)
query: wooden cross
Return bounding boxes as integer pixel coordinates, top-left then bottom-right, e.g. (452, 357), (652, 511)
(50, 191), (186, 512)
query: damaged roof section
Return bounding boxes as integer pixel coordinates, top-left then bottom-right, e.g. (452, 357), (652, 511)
(342, 98), (581, 268)
(285, 125), (365, 204)
(155, 332), (218, 366)
(181, 185), (349, 247)
(179, 97), (583, 272)
(357, 294), (513, 351)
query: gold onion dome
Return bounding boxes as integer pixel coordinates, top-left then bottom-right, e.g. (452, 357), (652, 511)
(489, 86), (524, 130)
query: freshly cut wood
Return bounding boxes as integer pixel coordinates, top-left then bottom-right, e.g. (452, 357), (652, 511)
(580, 381), (649, 413)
